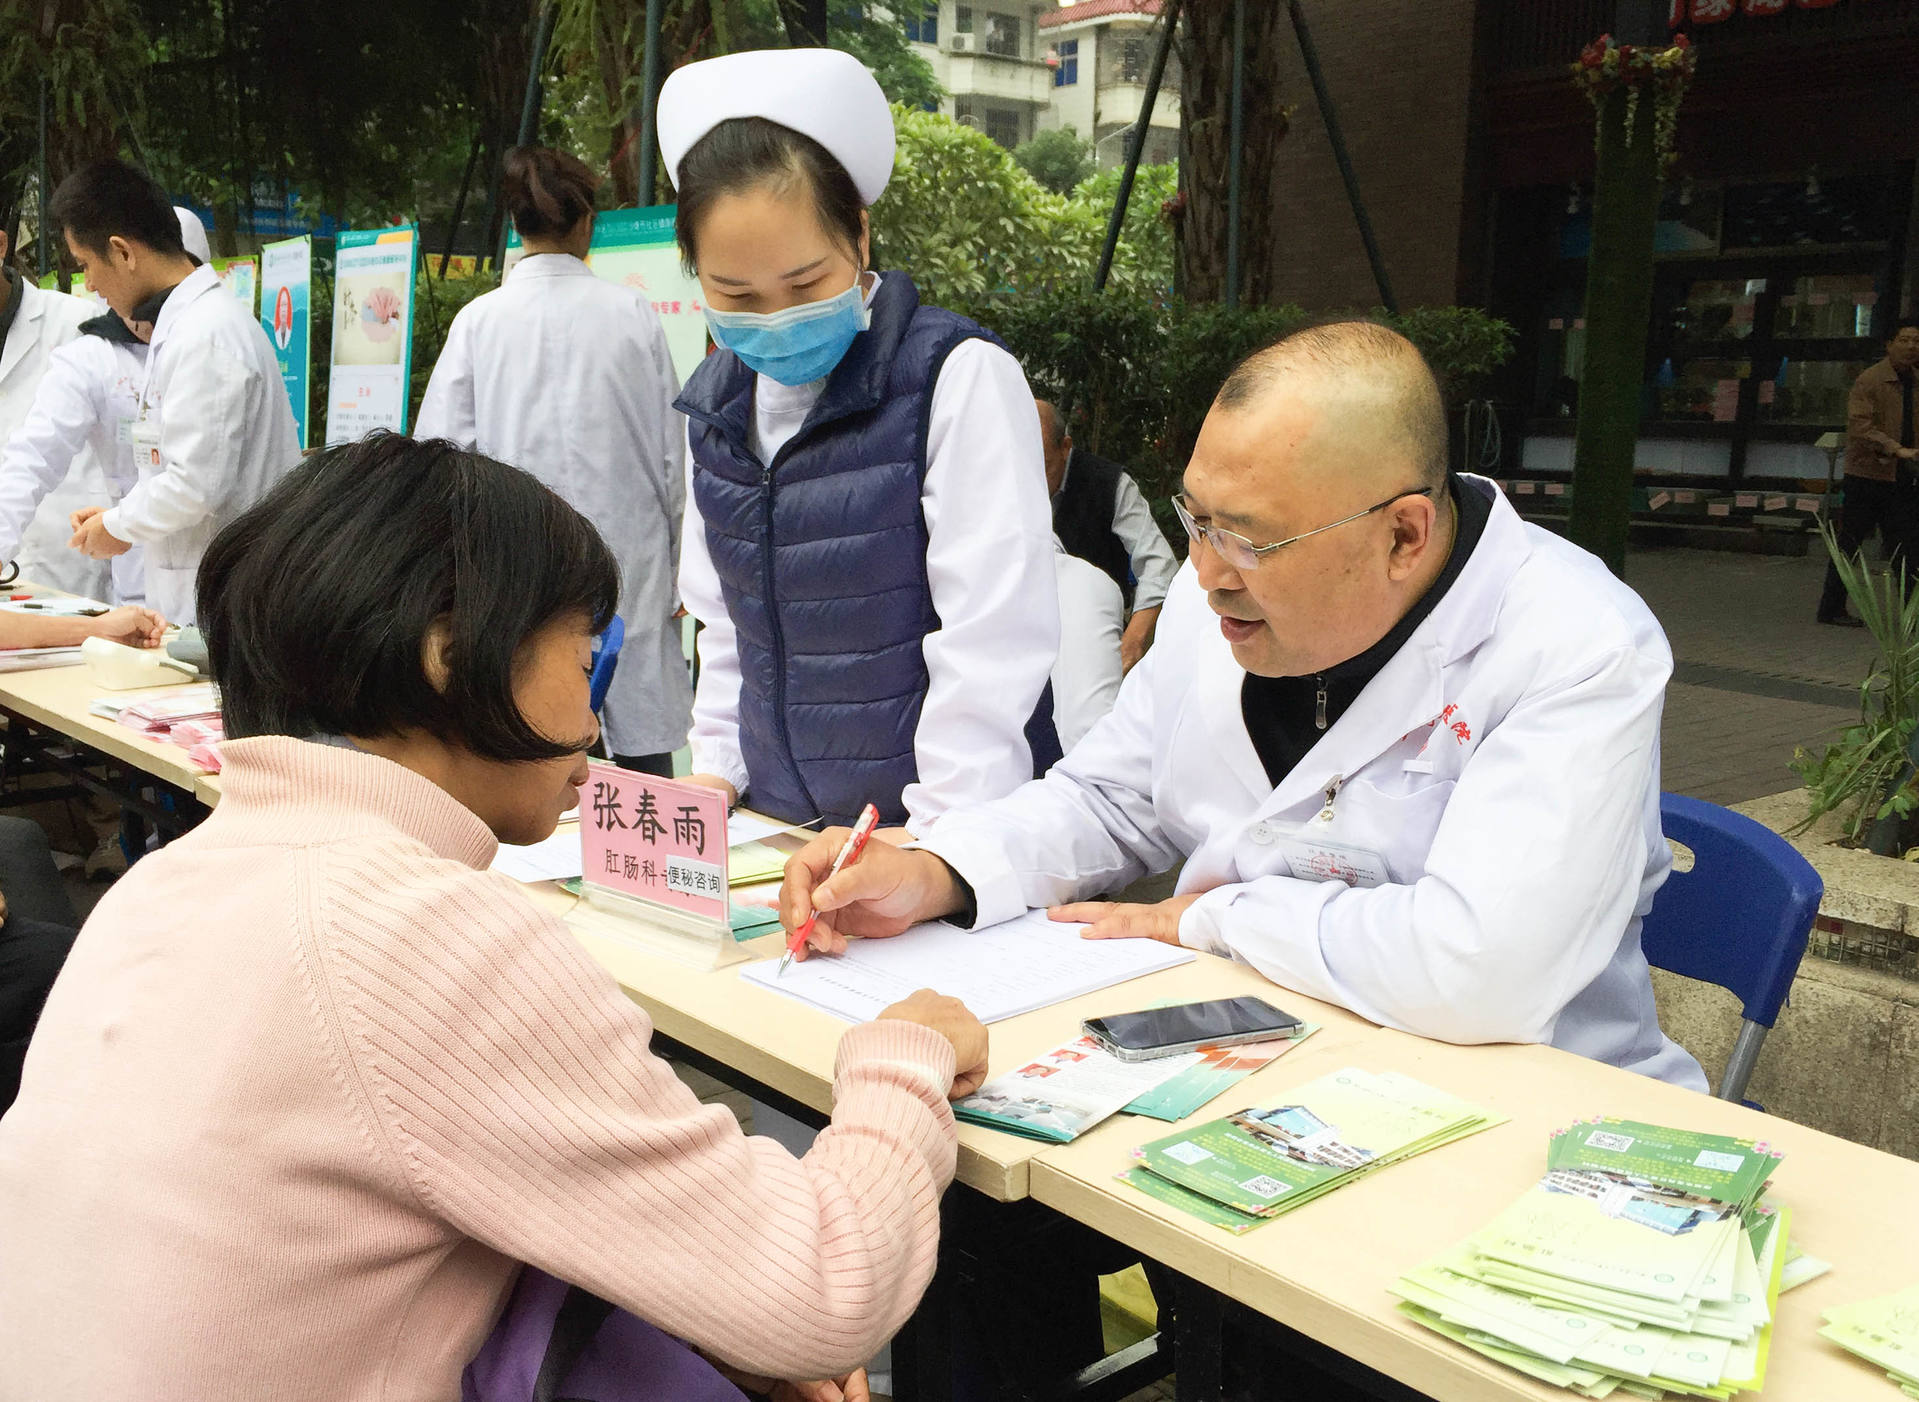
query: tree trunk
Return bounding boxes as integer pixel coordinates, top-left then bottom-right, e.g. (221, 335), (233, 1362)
(1176, 0), (1285, 305)
(1568, 85), (1662, 576)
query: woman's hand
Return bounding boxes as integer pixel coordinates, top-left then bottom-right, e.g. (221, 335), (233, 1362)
(710, 1362), (871, 1402)
(88, 606), (167, 650)
(681, 773), (739, 808)
(876, 988), (990, 1098)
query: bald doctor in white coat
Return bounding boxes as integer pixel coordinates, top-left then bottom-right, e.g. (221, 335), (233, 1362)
(59, 162), (297, 625)
(417, 145), (692, 768)
(781, 322), (1707, 1092)
(0, 210), (210, 607)
(0, 230), (111, 600)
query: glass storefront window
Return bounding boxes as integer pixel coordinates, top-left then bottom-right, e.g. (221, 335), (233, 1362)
(1758, 358), (1873, 427)
(1774, 273), (1878, 339)
(1669, 279), (1762, 343)
(1655, 358), (1746, 422)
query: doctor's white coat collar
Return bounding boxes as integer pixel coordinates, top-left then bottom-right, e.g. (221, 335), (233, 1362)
(1206, 473), (1527, 820)
(145, 264), (226, 357)
(504, 253), (597, 284)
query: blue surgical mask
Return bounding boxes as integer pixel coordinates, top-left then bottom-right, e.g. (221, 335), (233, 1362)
(702, 282), (871, 386)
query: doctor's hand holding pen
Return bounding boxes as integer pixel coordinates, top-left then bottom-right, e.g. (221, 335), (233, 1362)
(779, 828), (968, 955)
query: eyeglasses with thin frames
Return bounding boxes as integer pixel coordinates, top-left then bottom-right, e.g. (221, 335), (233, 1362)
(1170, 487), (1435, 572)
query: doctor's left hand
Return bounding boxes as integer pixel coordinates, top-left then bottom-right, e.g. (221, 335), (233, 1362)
(1051, 892), (1204, 946)
(69, 510), (132, 559)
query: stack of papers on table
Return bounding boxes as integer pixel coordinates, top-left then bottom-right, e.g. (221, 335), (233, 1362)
(1120, 1067), (1503, 1233)
(0, 645), (84, 672)
(739, 908), (1193, 1024)
(1393, 1117), (1804, 1399)
(108, 684), (221, 733)
(1820, 1285), (1919, 1396)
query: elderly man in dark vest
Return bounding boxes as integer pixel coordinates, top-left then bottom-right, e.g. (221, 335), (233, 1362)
(1037, 399), (1178, 672)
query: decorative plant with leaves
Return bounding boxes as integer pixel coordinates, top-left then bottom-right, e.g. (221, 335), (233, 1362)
(1793, 524), (1919, 848)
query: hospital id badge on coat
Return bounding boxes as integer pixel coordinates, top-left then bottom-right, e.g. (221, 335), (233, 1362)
(129, 417), (162, 470)
(1271, 836), (1393, 889)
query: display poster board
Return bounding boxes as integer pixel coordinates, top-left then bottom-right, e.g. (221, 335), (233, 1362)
(259, 236), (314, 450)
(213, 256), (259, 315)
(504, 205), (707, 385)
(327, 224), (419, 444)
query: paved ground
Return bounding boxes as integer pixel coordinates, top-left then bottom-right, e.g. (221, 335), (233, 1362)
(1627, 545), (1874, 806)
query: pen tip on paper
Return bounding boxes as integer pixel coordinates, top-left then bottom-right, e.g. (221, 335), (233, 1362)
(777, 952), (792, 977)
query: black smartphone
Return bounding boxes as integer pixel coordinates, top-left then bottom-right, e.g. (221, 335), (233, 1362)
(1082, 996), (1304, 1062)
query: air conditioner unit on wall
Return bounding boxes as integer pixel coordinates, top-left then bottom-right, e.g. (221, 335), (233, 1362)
(949, 33), (974, 51)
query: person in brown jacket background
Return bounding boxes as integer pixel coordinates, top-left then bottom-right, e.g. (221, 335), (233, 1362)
(1819, 317), (1919, 626)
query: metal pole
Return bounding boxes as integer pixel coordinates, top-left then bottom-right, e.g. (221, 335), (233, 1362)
(1286, 0), (1396, 313)
(495, 3), (557, 268)
(1093, 0), (1183, 292)
(36, 80), (51, 278)
(440, 129), (482, 278)
(1225, 0), (1245, 308)
(637, 0), (665, 204)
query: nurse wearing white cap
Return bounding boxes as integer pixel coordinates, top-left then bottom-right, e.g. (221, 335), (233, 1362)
(665, 47), (1061, 835)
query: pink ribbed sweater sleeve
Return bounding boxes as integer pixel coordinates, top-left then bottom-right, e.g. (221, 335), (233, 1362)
(306, 842), (959, 1381)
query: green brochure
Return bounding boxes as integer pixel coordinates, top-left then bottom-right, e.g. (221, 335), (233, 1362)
(1120, 1024), (1319, 1121)
(1820, 1284), (1919, 1392)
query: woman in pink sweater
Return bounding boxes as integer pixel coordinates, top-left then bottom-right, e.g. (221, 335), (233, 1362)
(0, 434), (988, 1401)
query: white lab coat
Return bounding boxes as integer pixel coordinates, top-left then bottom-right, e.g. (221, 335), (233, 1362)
(0, 279), (112, 599)
(102, 265), (300, 625)
(921, 476), (1707, 1090)
(0, 332), (149, 604)
(417, 254), (692, 757)
(1052, 543), (1123, 751)
(678, 275), (1061, 832)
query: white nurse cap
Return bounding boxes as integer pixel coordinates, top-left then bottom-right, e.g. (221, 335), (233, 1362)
(658, 48), (896, 207)
(174, 206), (211, 263)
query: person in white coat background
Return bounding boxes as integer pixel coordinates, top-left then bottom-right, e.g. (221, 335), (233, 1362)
(52, 160), (299, 626)
(0, 225), (111, 601)
(0, 209), (210, 608)
(781, 320), (1708, 1093)
(1051, 541), (1123, 752)
(662, 48), (1060, 834)
(417, 145), (691, 774)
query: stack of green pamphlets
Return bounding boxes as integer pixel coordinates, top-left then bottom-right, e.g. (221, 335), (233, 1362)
(1119, 1067), (1504, 1233)
(1393, 1118), (1798, 1399)
(1820, 1285), (1919, 1396)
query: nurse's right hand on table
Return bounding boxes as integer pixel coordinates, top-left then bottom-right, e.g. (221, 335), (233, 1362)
(781, 831), (967, 953)
(876, 989), (990, 1098)
(681, 773), (738, 808)
(90, 606), (167, 650)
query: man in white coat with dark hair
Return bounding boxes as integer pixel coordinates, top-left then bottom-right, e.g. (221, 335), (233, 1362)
(53, 161), (297, 625)
(0, 209), (212, 608)
(781, 320), (1707, 1091)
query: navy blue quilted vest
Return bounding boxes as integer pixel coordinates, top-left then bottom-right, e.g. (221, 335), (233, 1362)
(678, 273), (1059, 828)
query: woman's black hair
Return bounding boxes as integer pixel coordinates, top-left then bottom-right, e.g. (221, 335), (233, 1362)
(48, 159), (186, 260)
(198, 433), (620, 763)
(502, 145), (599, 242)
(673, 117), (865, 274)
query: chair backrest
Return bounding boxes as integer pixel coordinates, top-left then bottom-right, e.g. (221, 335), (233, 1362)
(1643, 793), (1822, 1028)
(588, 617), (625, 716)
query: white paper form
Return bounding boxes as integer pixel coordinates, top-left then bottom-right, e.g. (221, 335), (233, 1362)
(492, 823), (584, 884)
(739, 908), (1195, 1024)
(727, 812), (816, 846)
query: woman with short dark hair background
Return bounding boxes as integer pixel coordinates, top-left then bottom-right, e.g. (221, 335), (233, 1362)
(417, 144), (692, 777)
(0, 433), (986, 1401)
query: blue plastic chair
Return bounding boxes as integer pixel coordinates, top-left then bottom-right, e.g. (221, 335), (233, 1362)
(1641, 794), (1822, 1104)
(589, 616), (625, 716)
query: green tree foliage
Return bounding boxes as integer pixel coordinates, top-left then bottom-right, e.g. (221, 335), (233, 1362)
(1013, 126), (1092, 196)
(869, 107), (1171, 309)
(970, 290), (1513, 533)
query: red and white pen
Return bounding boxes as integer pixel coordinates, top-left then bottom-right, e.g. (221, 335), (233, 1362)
(780, 803), (880, 976)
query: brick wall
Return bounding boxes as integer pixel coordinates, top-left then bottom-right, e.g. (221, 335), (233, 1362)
(1258, 0), (1481, 311)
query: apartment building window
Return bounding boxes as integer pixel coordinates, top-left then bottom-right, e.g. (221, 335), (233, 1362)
(984, 108), (1022, 148)
(1121, 36), (1147, 81)
(955, 5), (973, 33)
(1053, 38), (1078, 86)
(903, 1), (937, 43)
(985, 11), (1021, 56)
